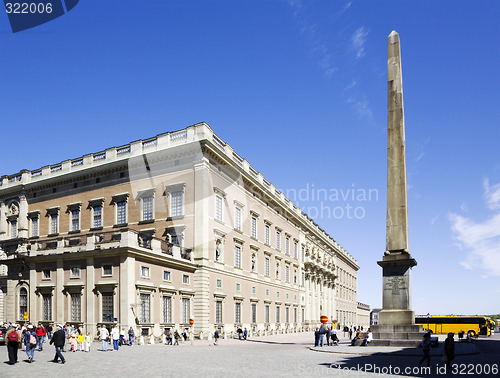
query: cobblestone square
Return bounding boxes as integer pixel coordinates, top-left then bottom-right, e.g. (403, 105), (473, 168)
(2, 332), (499, 378)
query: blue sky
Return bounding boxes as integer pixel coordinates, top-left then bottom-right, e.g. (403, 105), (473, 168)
(1, 0), (499, 315)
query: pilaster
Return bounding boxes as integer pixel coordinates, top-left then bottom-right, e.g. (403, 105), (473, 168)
(56, 259), (64, 323)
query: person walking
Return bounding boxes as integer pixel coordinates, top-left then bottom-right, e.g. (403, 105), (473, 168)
(243, 328), (248, 340)
(214, 329), (219, 346)
(128, 327), (135, 346)
(318, 324), (326, 347)
(49, 324), (66, 364)
(24, 325), (37, 363)
(84, 332), (92, 352)
(444, 332), (455, 369)
(35, 323), (46, 351)
(325, 327), (331, 346)
(111, 325), (120, 351)
(166, 330), (172, 345)
(314, 328), (320, 347)
(418, 332), (432, 367)
(173, 330), (181, 346)
(77, 332), (85, 351)
(6, 325), (20, 365)
(46, 323), (53, 340)
(100, 325), (109, 351)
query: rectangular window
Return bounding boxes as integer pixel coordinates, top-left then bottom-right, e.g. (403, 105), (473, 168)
(163, 271), (171, 281)
(31, 217), (39, 237)
(302, 272), (305, 286)
(19, 289), (27, 320)
(265, 257), (269, 277)
(42, 269), (50, 280)
(286, 307), (289, 323)
(276, 263), (280, 279)
(141, 266), (150, 278)
(294, 242), (298, 259)
(285, 237), (289, 254)
(251, 303), (257, 324)
(235, 302), (241, 324)
(143, 196), (153, 221)
(117, 201), (127, 224)
(70, 267), (80, 278)
(265, 305), (270, 323)
(216, 300), (223, 324)
(42, 294), (52, 321)
(215, 195), (222, 222)
(294, 307), (297, 323)
(276, 231), (281, 250)
(252, 286), (256, 295)
(102, 292), (113, 322)
(216, 279), (222, 289)
(70, 293), (81, 321)
(182, 298), (190, 324)
(103, 265), (112, 276)
(285, 265), (289, 282)
(251, 217), (257, 238)
(182, 275), (190, 284)
(11, 220), (17, 239)
(294, 270), (297, 284)
(234, 245), (241, 269)
(276, 306), (280, 323)
(236, 283), (241, 292)
(265, 225), (270, 245)
(93, 206), (102, 228)
(71, 210), (80, 231)
(171, 191), (183, 217)
(139, 293), (150, 323)
(50, 214), (58, 234)
(234, 207), (241, 231)
(163, 296), (172, 323)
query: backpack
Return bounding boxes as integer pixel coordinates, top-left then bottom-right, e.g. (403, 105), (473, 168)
(8, 331), (18, 342)
(29, 332), (37, 345)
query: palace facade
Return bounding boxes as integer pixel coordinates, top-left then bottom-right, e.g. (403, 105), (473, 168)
(0, 123), (360, 339)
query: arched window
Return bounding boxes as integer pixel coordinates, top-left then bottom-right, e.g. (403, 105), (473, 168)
(19, 287), (27, 320)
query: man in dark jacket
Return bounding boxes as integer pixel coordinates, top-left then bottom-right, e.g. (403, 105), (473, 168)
(314, 328), (320, 347)
(49, 324), (66, 364)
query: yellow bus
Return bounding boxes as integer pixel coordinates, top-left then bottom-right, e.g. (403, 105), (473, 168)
(415, 316), (494, 336)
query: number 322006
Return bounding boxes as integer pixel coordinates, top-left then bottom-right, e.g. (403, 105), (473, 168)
(5, 3), (53, 14)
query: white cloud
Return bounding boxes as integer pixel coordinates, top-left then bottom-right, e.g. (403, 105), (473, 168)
(430, 215), (438, 225)
(460, 202), (468, 212)
(484, 178), (500, 210)
(351, 26), (368, 59)
(449, 179), (500, 276)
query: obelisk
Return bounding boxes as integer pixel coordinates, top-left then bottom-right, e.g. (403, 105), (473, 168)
(377, 31), (417, 326)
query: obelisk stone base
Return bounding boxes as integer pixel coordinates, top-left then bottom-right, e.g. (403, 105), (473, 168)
(370, 324), (423, 347)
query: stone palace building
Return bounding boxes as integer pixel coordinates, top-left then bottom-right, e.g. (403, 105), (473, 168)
(0, 122), (360, 339)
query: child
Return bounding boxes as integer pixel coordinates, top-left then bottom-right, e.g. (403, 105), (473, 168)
(77, 332), (85, 351)
(84, 332), (93, 352)
(70, 332), (77, 352)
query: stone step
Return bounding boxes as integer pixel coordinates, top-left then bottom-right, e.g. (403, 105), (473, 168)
(372, 332), (424, 340)
(370, 339), (422, 347)
(370, 324), (422, 333)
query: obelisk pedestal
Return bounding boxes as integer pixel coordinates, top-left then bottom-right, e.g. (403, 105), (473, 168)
(370, 31), (422, 346)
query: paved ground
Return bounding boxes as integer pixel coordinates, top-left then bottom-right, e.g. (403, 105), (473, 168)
(1, 332), (499, 378)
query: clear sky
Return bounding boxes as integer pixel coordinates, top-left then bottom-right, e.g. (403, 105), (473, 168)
(1, 0), (499, 315)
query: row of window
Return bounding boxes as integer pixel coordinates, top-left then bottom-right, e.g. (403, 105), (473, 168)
(214, 194), (301, 259)
(229, 244), (304, 285)
(215, 300), (303, 325)
(40, 265), (190, 285)
(215, 280), (299, 301)
(7, 190), (184, 239)
(19, 287), (192, 325)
